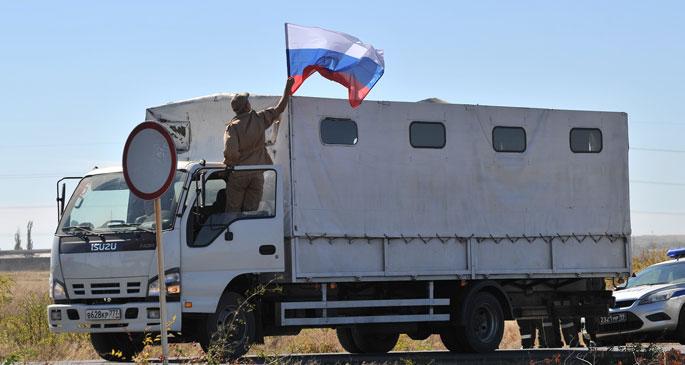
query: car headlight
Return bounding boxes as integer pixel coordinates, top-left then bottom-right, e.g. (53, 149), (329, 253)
(51, 280), (68, 301)
(639, 288), (685, 305)
(148, 269), (181, 298)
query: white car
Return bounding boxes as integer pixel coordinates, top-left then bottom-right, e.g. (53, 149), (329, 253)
(590, 248), (685, 345)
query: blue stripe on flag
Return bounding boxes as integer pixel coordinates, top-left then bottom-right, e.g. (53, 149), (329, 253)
(287, 48), (384, 90)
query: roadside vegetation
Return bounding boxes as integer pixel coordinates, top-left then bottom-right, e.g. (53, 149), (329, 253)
(0, 248), (678, 363)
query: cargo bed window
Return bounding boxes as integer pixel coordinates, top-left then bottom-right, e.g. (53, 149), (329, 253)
(492, 126), (526, 153)
(410, 122), (446, 149)
(320, 118), (358, 145)
(570, 128), (602, 153)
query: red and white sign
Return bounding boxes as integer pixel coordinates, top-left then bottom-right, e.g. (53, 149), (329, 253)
(122, 121), (177, 200)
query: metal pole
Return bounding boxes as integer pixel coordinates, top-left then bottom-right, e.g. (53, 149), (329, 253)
(154, 198), (169, 365)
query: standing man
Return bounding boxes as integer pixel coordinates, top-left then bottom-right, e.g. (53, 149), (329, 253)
(223, 77), (295, 212)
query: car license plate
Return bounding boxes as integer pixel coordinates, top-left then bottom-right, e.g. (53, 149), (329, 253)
(86, 308), (121, 321)
(600, 313), (627, 325)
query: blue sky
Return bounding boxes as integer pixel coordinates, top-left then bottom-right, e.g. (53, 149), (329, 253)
(1, 1), (684, 249)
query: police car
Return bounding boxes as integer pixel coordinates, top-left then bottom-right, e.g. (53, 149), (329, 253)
(591, 248), (685, 345)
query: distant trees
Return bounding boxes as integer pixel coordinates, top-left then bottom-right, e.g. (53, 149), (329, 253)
(11, 221), (34, 251)
(13, 228), (22, 250)
(26, 221), (34, 251)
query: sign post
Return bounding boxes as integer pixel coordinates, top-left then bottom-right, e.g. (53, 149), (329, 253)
(123, 121), (177, 365)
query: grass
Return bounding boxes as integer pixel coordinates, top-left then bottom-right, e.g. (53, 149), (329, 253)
(0, 249), (673, 362)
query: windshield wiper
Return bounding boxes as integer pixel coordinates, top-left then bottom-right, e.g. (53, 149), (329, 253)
(105, 222), (155, 234)
(62, 226), (105, 241)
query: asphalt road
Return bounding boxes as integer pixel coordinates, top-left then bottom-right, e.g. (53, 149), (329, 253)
(41, 348), (663, 365)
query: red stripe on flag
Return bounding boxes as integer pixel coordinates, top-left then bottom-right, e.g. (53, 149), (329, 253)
(290, 66), (372, 108)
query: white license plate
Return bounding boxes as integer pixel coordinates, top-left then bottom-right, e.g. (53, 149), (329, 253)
(600, 313), (627, 325)
(86, 308), (121, 321)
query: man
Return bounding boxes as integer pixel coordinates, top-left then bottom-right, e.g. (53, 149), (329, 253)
(223, 77), (295, 213)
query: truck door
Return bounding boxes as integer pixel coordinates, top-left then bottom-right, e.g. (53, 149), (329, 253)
(180, 166), (284, 312)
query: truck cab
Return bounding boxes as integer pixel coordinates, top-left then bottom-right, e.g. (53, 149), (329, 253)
(48, 162), (284, 361)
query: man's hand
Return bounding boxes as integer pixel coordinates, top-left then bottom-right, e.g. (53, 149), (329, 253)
(276, 77), (296, 114)
(285, 77), (295, 96)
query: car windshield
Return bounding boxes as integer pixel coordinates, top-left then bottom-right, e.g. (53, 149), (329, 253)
(625, 262), (685, 288)
(58, 171), (187, 234)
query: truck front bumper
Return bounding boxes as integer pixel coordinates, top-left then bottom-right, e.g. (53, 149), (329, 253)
(47, 302), (182, 333)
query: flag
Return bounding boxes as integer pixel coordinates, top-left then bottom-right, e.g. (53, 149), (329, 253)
(285, 23), (385, 108)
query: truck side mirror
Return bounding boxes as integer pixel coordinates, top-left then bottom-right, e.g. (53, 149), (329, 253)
(55, 176), (81, 223)
(225, 229), (233, 241)
(194, 172), (207, 208)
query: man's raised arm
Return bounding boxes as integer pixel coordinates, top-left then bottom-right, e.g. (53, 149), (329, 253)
(274, 77), (295, 115)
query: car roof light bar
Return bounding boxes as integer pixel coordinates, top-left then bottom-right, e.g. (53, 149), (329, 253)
(667, 248), (685, 260)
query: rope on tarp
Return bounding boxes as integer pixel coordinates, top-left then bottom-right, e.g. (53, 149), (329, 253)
(298, 233), (629, 245)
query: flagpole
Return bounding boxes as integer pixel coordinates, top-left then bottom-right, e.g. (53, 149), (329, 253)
(284, 23), (291, 77)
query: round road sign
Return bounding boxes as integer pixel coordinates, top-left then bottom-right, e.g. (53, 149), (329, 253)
(122, 121), (177, 200)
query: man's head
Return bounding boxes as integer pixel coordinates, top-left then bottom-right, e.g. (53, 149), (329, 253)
(231, 92), (251, 114)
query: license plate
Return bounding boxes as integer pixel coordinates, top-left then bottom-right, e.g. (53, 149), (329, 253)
(86, 308), (121, 321)
(600, 313), (627, 325)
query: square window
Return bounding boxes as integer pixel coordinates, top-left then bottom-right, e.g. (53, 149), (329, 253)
(410, 122), (446, 149)
(570, 128), (602, 153)
(320, 118), (358, 145)
(492, 126), (526, 153)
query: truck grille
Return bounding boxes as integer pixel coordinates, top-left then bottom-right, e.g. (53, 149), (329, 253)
(67, 278), (145, 298)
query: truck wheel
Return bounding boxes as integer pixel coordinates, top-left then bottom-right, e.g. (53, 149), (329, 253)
(350, 328), (399, 353)
(202, 292), (255, 362)
(460, 291), (504, 353)
(90, 332), (145, 362)
(439, 326), (468, 352)
(336, 327), (362, 353)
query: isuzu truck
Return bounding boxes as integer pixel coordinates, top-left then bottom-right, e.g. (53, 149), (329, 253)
(47, 94), (630, 360)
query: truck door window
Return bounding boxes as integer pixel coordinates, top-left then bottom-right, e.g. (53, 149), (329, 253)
(410, 121), (446, 148)
(492, 126), (526, 153)
(320, 118), (358, 145)
(570, 128), (602, 153)
(187, 169), (277, 247)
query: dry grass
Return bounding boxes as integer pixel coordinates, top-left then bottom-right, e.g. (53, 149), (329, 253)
(4, 252), (669, 362)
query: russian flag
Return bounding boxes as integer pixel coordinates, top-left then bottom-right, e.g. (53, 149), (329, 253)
(285, 23), (385, 108)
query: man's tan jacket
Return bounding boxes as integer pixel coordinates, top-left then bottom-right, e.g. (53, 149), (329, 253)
(223, 107), (279, 166)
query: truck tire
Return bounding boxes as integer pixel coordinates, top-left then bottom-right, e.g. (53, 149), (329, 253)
(459, 291), (504, 353)
(439, 326), (469, 352)
(336, 327), (362, 353)
(350, 328), (399, 353)
(201, 292), (255, 362)
(90, 332), (145, 362)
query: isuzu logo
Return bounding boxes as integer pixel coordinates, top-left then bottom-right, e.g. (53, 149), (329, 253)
(90, 242), (118, 252)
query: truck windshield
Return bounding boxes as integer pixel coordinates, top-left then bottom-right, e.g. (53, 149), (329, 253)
(58, 171), (187, 234)
(625, 262), (685, 288)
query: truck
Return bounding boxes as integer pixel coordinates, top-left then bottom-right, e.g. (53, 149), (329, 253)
(47, 94), (631, 361)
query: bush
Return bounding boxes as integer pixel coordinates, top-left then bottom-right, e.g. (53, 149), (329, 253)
(0, 274), (92, 362)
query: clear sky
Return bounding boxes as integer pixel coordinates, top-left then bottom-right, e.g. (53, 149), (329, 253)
(1, 1), (684, 250)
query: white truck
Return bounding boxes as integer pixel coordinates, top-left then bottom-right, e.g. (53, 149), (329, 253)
(47, 94), (631, 361)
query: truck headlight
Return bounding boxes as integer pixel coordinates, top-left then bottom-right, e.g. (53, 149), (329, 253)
(639, 288), (685, 305)
(148, 269), (181, 298)
(52, 280), (68, 301)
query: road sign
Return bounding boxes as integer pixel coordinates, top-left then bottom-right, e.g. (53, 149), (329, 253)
(122, 121), (176, 365)
(123, 121), (177, 200)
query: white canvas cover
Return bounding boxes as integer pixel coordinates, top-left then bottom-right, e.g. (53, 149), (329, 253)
(288, 97), (630, 239)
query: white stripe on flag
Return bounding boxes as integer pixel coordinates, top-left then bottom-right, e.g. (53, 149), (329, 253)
(285, 23), (384, 66)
